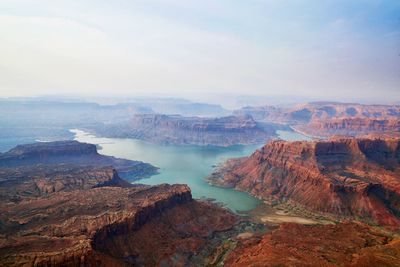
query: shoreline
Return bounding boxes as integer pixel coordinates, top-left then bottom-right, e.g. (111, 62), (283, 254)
(289, 125), (326, 140)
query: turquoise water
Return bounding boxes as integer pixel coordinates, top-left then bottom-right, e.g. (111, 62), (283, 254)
(72, 129), (308, 212)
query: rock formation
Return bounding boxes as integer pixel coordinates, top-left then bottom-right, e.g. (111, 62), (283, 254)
(91, 114), (275, 146)
(2, 135), (400, 265)
(295, 117), (400, 138)
(234, 102), (400, 137)
(0, 184), (237, 266)
(0, 141), (158, 180)
(0, 140), (239, 266)
(225, 222), (400, 267)
(0, 165), (132, 202)
(209, 137), (400, 228)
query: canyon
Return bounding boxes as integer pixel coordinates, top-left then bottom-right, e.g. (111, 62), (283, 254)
(0, 184), (239, 266)
(0, 141), (241, 266)
(0, 98), (229, 151)
(235, 102), (400, 137)
(2, 109), (400, 266)
(3, 0), (400, 264)
(207, 136), (400, 266)
(89, 114), (276, 146)
(209, 137), (400, 228)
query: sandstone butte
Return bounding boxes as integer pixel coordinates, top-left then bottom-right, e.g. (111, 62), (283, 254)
(234, 102), (400, 138)
(295, 117), (400, 138)
(0, 184), (237, 266)
(91, 114), (276, 146)
(292, 103), (400, 138)
(209, 137), (400, 229)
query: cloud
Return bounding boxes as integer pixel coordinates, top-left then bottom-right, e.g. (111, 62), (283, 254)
(0, 0), (399, 102)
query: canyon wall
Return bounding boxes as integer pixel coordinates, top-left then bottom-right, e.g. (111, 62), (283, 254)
(235, 102), (400, 138)
(0, 140), (238, 266)
(91, 114), (275, 146)
(295, 117), (400, 137)
(0, 184), (237, 266)
(0, 165), (132, 202)
(0, 140), (158, 180)
(209, 137), (400, 228)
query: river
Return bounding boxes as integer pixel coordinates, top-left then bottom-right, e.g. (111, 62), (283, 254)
(72, 129), (310, 212)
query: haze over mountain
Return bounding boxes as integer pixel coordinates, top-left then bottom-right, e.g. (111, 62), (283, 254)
(1, 1), (400, 266)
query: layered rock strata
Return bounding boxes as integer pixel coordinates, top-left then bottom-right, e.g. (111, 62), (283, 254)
(91, 114), (274, 146)
(0, 184), (237, 266)
(0, 165), (131, 202)
(234, 102), (400, 137)
(209, 137), (400, 228)
(0, 140), (158, 180)
(0, 140), (241, 266)
(295, 117), (400, 138)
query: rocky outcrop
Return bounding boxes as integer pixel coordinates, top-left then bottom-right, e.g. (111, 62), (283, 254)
(234, 102), (400, 137)
(0, 165), (132, 202)
(235, 102), (400, 123)
(0, 184), (237, 266)
(0, 140), (240, 266)
(91, 114), (275, 146)
(0, 141), (158, 180)
(209, 137), (400, 228)
(295, 117), (400, 138)
(225, 222), (400, 267)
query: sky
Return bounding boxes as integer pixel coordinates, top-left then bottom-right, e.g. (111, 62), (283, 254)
(0, 0), (399, 103)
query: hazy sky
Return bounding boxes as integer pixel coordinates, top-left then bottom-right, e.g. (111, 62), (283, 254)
(0, 0), (399, 102)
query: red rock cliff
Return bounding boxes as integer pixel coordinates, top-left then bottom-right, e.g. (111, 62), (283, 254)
(93, 114), (274, 146)
(0, 184), (237, 266)
(234, 102), (400, 137)
(209, 137), (400, 228)
(296, 117), (400, 137)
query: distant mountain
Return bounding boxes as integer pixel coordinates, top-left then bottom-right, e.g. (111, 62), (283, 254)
(0, 97), (231, 151)
(234, 102), (400, 137)
(295, 117), (400, 138)
(90, 114), (276, 146)
(117, 97), (231, 117)
(0, 99), (151, 151)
